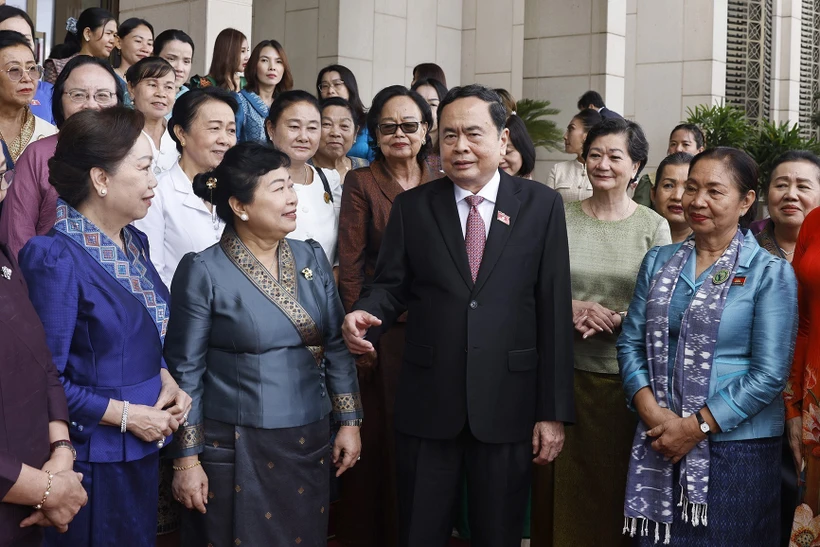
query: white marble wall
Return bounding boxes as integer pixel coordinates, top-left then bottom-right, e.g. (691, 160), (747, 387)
(629, 0), (727, 170)
(522, 0), (627, 183)
(120, 0), (253, 76)
(770, 0), (802, 124)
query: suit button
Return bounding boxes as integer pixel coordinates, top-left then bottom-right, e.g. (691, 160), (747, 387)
(469, 300), (478, 309)
(77, 425), (84, 432)
(71, 421), (77, 427)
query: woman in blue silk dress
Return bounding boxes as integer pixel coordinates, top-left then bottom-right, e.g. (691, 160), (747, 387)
(164, 141), (362, 547)
(236, 39), (292, 143)
(19, 106), (192, 546)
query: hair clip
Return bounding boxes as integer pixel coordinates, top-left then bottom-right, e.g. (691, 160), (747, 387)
(66, 17), (78, 35)
(206, 177), (217, 190)
(510, 110), (517, 116)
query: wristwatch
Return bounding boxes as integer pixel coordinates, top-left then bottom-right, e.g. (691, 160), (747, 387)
(694, 410), (711, 436)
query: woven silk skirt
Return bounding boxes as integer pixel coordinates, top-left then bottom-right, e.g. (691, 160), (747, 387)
(636, 437), (781, 546)
(180, 417), (331, 547)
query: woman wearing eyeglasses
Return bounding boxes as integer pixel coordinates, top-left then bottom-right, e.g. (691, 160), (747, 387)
(316, 65), (374, 163)
(334, 85), (438, 547)
(0, 31), (55, 166)
(0, 55), (119, 259)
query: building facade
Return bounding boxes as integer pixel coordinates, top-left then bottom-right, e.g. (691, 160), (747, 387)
(25, 0), (820, 178)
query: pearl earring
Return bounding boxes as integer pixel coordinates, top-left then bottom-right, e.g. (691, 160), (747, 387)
(99, 188), (107, 196)
(240, 213), (249, 221)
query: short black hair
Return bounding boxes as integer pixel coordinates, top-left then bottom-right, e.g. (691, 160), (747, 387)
(316, 65), (366, 129)
(572, 109), (602, 132)
(366, 85), (433, 163)
(577, 90), (605, 110)
(191, 141), (291, 227)
(689, 147), (759, 228)
(764, 150), (820, 194)
(49, 107), (145, 208)
(655, 152), (694, 186)
(0, 29), (32, 53)
(437, 84), (507, 135)
(125, 56), (174, 86)
(582, 117), (649, 183)
(52, 56), (123, 128)
(153, 29), (195, 57)
(112, 18), (154, 69)
(669, 123), (705, 149)
(265, 90), (321, 143)
(169, 87), (239, 153)
(0, 6), (34, 37)
(505, 114), (535, 178)
(320, 97), (360, 133)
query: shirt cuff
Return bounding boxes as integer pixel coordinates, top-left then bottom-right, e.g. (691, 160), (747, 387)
(331, 392), (364, 423)
(622, 370), (651, 410)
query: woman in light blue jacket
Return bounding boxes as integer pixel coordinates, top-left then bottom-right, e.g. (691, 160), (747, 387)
(617, 147), (798, 545)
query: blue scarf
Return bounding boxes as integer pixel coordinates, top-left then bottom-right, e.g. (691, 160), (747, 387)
(239, 90), (269, 144)
(53, 199), (168, 341)
(624, 230), (744, 543)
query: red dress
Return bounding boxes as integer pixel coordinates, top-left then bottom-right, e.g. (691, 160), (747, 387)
(786, 208), (820, 543)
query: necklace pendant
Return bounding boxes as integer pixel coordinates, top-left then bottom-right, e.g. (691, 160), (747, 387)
(1, 266), (11, 280)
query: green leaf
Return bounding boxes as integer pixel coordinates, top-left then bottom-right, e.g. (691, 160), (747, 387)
(515, 98), (563, 151)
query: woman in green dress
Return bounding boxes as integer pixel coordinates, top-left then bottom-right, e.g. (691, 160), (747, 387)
(531, 118), (671, 546)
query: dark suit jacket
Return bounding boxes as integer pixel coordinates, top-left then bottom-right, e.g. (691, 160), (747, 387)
(353, 170), (575, 444)
(599, 106), (623, 119)
(338, 158), (440, 312)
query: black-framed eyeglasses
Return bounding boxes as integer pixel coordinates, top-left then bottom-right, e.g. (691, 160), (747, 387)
(3, 65), (42, 82)
(63, 90), (117, 105)
(377, 122), (424, 136)
(318, 79), (345, 92)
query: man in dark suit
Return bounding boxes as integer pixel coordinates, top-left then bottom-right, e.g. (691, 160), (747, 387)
(342, 85), (575, 547)
(577, 89), (622, 119)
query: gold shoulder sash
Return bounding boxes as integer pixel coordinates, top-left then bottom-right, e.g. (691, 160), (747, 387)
(220, 229), (325, 365)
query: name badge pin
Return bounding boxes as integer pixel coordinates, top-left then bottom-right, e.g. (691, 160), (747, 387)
(497, 211), (510, 225)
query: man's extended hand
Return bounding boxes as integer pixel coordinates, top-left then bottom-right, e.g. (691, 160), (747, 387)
(342, 311), (382, 355)
(532, 421), (565, 465)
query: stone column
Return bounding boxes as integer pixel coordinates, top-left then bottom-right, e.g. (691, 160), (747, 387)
(770, 0), (802, 124)
(522, 0), (627, 181)
(119, 0), (253, 75)
(631, 0), (727, 169)
(462, 0), (523, 99)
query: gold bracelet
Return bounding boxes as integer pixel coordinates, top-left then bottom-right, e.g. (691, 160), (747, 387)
(34, 470), (53, 510)
(172, 461), (202, 471)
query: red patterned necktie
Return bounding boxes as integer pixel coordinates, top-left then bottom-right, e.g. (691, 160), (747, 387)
(464, 195), (486, 283)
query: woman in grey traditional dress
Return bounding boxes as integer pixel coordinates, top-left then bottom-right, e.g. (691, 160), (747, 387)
(163, 141), (363, 547)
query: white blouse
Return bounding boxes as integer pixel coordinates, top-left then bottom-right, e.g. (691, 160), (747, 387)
(133, 161), (225, 288)
(289, 165), (340, 266)
(547, 159), (593, 203)
(144, 127), (179, 176)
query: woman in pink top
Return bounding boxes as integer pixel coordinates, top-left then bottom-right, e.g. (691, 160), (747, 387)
(0, 56), (122, 258)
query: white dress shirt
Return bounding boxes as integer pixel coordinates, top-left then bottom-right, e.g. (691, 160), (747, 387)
(289, 165), (341, 265)
(133, 161), (225, 288)
(454, 169), (501, 238)
(144, 127), (180, 176)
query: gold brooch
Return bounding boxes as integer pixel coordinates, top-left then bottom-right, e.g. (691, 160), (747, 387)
(301, 267), (314, 280)
(323, 192), (331, 204)
(206, 177), (217, 190)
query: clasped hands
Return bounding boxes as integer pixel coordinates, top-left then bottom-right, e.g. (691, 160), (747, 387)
(572, 300), (621, 339)
(644, 406), (706, 464)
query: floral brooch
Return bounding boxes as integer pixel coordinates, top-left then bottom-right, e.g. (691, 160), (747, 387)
(301, 267), (314, 280)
